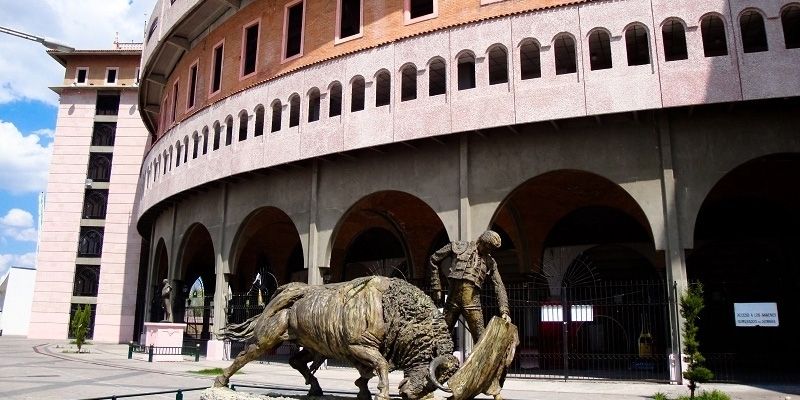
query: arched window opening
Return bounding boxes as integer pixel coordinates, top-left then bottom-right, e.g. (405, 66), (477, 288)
(588, 30), (613, 70)
(329, 82), (343, 117)
(72, 265), (100, 297)
(213, 122), (221, 150)
(202, 128), (209, 154)
(225, 116), (233, 145)
(91, 122), (116, 146)
(520, 40), (541, 80)
(183, 137), (189, 163)
(488, 46), (509, 85)
(740, 10), (768, 53)
(457, 53), (476, 90)
(401, 65), (417, 101)
(78, 227), (104, 257)
(351, 76), (365, 112)
(289, 95), (301, 127)
(192, 134), (199, 159)
(87, 154), (112, 182)
(554, 34), (577, 75)
(254, 107), (265, 136)
(163, 152), (168, 174)
(83, 190), (108, 219)
(308, 88), (321, 122)
(663, 19), (688, 61)
(781, 6), (800, 49)
(701, 15), (729, 57)
(428, 59), (446, 96)
(625, 24), (651, 65)
(375, 70), (391, 107)
(271, 101), (282, 132)
(175, 143), (182, 167)
(239, 111), (248, 141)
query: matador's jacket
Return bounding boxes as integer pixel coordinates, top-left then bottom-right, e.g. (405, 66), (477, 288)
(429, 240), (510, 315)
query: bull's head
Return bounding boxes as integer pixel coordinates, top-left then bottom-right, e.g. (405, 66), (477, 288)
(398, 354), (459, 400)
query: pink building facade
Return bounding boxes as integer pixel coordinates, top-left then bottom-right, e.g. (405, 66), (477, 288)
(28, 47), (149, 343)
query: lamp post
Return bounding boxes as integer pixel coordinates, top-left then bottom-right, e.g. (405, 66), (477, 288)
(0, 25), (75, 52)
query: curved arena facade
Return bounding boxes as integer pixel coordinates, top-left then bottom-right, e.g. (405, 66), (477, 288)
(136, 0), (800, 382)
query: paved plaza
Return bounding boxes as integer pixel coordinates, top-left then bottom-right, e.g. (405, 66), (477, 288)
(0, 336), (796, 400)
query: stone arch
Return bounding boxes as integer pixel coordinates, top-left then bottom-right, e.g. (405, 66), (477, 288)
(176, 223), (216, 339)
(327, 190), (450, 285)
(687, 153), (800, 378)
(489, 169), (658, 284)
(228, 206), (305, 294)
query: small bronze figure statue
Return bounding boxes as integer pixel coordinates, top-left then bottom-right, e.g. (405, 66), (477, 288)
(161, 279), (173, 322)
(430, 230), (510, 343)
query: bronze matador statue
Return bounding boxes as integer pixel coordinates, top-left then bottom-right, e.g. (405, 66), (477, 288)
(430, 230), (510, 343)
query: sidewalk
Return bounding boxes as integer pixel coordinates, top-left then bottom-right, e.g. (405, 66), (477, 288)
(0, 336), (797, 400)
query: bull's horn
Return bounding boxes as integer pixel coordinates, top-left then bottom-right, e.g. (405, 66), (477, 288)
(427, 355), (453, 393)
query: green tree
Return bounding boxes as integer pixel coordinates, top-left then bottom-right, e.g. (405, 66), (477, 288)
(680, 283), (713, 398)
(71, 305), (92, 353)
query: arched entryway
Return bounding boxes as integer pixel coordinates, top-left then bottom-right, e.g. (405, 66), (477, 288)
(149, 238), (169, 322)
(489, 170), (667, 380)
(227, 207), (304, 324)
(329, 191), (449, 286)
(688, 154), (800, 382)
(177, 224), (216, 346)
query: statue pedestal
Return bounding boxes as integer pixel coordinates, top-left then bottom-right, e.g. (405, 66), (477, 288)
(143, 322), (186, 361)
(206, 339), (230, 361)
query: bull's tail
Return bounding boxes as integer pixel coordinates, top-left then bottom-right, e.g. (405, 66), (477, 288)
(220, 281), (311, 341)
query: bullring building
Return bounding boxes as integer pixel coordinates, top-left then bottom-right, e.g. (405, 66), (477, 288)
(38, 0), (800, 384)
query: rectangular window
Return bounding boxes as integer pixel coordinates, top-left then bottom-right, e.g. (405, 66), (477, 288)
(171, 81), (179, 124)
(187, 62), (198, 109)
(284, 1), (305, 60)
(210, 41), (224, 94)
(76, 68), (88, 84)
(134, 67), (140, 84)
(105, 68), (118, 85)
(95, 92), (120, 116)
(241, 21), (260, 77)
(337, 0), (362, 41)
(405, 0), (437, 24)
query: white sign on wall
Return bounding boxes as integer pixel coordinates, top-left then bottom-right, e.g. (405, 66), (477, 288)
(734, 303), (779, 327)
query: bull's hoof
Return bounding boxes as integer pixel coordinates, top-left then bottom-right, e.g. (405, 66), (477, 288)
(307, 384), (323, 397)
(356, 390), (371, 400)
(213, 375), (229, 388)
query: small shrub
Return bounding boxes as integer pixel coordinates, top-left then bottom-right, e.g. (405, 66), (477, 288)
(697, 390), (731, 400)
(681, 283), (713, 398)
(70, 305), (92, 353)
(653, 392), (669, 400)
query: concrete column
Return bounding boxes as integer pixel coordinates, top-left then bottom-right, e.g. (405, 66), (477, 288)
(208, 184), (230, 360)
(307, 160), (323, 285)
(657, 114), (688, 384)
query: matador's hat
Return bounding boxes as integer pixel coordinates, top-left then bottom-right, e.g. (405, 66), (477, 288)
(478, 230), (502, 249)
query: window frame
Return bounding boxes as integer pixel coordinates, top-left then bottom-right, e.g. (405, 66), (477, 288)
(209, 39), (225, 96)
(105, 67), (119, 85)
(336, 0), (364, 44)
(739, 9), (769, 53)
(282, 0), (306, 63)
(186, 59), (199, 111)
(240, 19), (261, 79)
(662, 19), (689, 62)
(75, 67), (89, 85)
(700, 13), (729, 57)
(170, 80), (179, 124)
(404, 0), (438, 26)
(588, 29), (613, 71)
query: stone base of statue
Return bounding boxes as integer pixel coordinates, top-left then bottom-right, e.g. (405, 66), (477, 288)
(143, 322), (186, 362)
(200, 387), (300, 400)
(206, 339), (230, 361)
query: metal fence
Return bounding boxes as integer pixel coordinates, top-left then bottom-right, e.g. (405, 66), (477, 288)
(223, 280), (673, 381)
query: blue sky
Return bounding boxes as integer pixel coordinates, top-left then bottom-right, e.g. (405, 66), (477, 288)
(0, 0), (153, 277)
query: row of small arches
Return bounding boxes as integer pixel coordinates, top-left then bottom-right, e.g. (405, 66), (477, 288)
(145, 6), (800, 184)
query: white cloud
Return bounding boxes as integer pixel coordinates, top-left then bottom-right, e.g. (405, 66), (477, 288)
(0, 252), (37, 277)
(33, 128), (55, 138)
(0, 0), (153, 105)
(1, 208), (34, 227)
(0, 208), (38, 242)
(0, 120), (53, 194)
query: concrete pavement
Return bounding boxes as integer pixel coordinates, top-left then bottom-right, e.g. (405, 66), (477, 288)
(0, 336), (796, 400)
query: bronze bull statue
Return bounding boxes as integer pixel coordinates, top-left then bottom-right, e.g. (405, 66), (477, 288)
(214, 276), (462, 400)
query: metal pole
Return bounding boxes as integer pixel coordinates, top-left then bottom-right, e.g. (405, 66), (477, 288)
(195, 344), (201, 362)
(128, 341), (133, 359)
(175, 389), (183, 400)
(561, 285), (569, 381)
(148, 345), (154, 362)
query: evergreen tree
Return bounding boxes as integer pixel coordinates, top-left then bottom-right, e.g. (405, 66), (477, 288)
(71, 305), (91, 352)
(681, 283), (713, 398)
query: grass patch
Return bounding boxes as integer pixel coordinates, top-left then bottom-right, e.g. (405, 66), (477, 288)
(188, 368), (242, 375)
(654, 390), (731, 400)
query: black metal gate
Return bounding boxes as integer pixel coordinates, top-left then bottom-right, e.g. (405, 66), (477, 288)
(483, 281), (672, 381)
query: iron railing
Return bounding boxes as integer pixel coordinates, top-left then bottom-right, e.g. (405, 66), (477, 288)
(127, 342), (201, 362)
